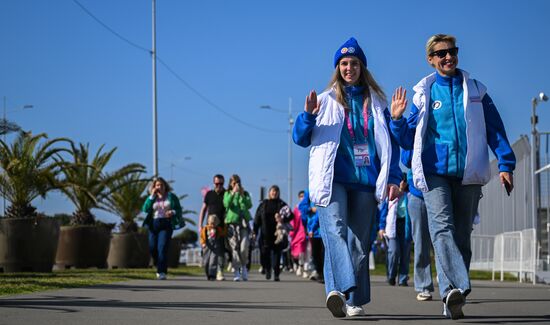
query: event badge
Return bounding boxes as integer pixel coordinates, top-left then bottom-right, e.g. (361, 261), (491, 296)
(353, 144), (370, 167)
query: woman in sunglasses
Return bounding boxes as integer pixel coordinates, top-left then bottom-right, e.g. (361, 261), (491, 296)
(293, 37), (402, 318)
(389, 34), (516, 319)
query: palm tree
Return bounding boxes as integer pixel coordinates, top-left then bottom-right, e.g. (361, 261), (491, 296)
(103, 172), (150, 233)
(58, 142), (145, 225)
(0, 118), (21, 136)
(0, 132), (70, 218)
(176, 193), (197, 227)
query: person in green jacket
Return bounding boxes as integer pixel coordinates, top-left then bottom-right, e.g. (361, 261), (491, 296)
(223, 174), (252, 281)
(142, 177), (184, 280)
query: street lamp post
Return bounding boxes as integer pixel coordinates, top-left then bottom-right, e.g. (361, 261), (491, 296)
(260, 98), (294, 206)
(531, 91), (548, 267)
(288, 98), (294, 207)
(152, 0), (158, 177)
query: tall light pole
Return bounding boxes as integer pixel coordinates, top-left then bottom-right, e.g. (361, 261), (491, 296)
(288, 98), (294, 206)
(152, 0), (158, 177)
(260, 98), (294, 206)
(531, 91), (548, 266)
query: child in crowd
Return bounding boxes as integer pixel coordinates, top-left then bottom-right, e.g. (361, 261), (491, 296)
(200, 214), (226, 281)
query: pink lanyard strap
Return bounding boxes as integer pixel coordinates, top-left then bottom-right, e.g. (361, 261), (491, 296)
(345, 105), (369, 142)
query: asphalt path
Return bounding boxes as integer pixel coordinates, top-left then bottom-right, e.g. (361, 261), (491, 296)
(1, 271), (549, 324)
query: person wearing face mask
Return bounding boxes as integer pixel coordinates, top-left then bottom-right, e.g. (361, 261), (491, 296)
(389, 34), (516, 319)
(293, 37), (402, 318)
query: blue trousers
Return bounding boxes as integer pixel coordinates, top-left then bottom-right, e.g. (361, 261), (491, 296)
(408, 193), (434, 292)
(423, 174), (481, 299)
(317, 183), (377, 307)
(386, 218), (411, 285)
(148, 218), (173, 274)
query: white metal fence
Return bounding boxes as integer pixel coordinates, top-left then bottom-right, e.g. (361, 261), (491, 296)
(470, 234), (495, 271)
(180, 247), (261, 266)
(492, 228), (537, 284)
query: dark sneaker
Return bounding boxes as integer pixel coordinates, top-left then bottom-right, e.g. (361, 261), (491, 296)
(326, 291), (346, 318)
(444, 289), (465, 320)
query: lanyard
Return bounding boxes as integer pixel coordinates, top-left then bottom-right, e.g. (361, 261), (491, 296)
(345, 104), (369, 142)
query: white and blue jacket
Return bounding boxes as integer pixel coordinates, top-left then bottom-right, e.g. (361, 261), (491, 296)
(390, 69), (516, 192)
(293, 88), (401, 206)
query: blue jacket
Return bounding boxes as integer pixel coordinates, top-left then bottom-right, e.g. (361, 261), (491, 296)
(389, 69), (516, 192)
(298, 190), (321, 238)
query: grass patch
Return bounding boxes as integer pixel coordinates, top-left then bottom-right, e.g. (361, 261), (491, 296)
(0, 266), (203, 297)
(0, 263), (518, 297)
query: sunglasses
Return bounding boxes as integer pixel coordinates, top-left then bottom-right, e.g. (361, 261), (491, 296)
(214, 182), (223, 186)
(429, 47), (459, 58)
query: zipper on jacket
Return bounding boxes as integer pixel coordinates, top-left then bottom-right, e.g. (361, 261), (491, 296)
(450, 82), (460, 177)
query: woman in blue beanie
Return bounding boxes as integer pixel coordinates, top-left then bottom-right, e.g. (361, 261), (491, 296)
(293, 37), (402, 318)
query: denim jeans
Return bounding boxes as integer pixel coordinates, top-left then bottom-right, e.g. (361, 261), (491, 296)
(386, 218), (411, 285)
(148, 218), (173, 274)
(408, 193), (434, 293)
(423, 174), (481, 299)
(317, 182), (377, 307)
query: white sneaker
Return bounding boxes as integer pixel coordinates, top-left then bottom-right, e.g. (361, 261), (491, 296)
(325, 291), (346, 318)
(296, 266), (303, 277)
(302, 271), (309, 279)
(241, 267), (248, 281)
(158, 272), (167, 280)
(156, 273), (160, 279)
(226, 262), (233, 272)
(416, 290), (432, 301)
(443, 289), (465, 319)
(233, 269), (241, 282)
(346, 304), (366, 317)
(216, 270), (225, 281)
(309, 270), (319, 281)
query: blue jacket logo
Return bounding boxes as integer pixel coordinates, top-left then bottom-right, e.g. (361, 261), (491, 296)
(432, 100), (442, 110)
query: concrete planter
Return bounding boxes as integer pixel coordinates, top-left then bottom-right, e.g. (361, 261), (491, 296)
(167, 238), (182, 268)
(55, 225), (111, 269)
(0, 217), (60, 272)
(107, 232), (150, 269)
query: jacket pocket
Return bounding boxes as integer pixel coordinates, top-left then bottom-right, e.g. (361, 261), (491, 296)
(422, 143), (448, 175)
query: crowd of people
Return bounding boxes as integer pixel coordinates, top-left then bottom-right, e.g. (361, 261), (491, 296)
(142, 33), (516, 320)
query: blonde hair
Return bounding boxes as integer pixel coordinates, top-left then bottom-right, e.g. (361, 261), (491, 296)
(227, 174), (243, 192)
(426, 34), (457, 56)
(207, 214), (220, 226)
(326, 60), (386, 109)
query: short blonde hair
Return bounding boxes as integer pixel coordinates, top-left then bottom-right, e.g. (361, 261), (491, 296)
(207, 214), (220, 226)
(425, 34), (457, 56)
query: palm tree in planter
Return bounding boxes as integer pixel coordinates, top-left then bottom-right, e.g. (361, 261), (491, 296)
(55, 142), (145, 269)
(104, 171), (152, 268)
(0, 132), (71, 272)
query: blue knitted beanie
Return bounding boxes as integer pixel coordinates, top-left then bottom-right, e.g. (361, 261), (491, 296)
(333, 37), (367, 68)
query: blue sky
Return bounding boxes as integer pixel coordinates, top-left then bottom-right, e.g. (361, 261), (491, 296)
(2, 0), (550, 229)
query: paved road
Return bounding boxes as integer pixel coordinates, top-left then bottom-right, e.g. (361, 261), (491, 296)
(1, 271), (549, 324)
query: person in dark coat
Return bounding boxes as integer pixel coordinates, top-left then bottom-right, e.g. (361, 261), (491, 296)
(253, 185), (291, 281)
